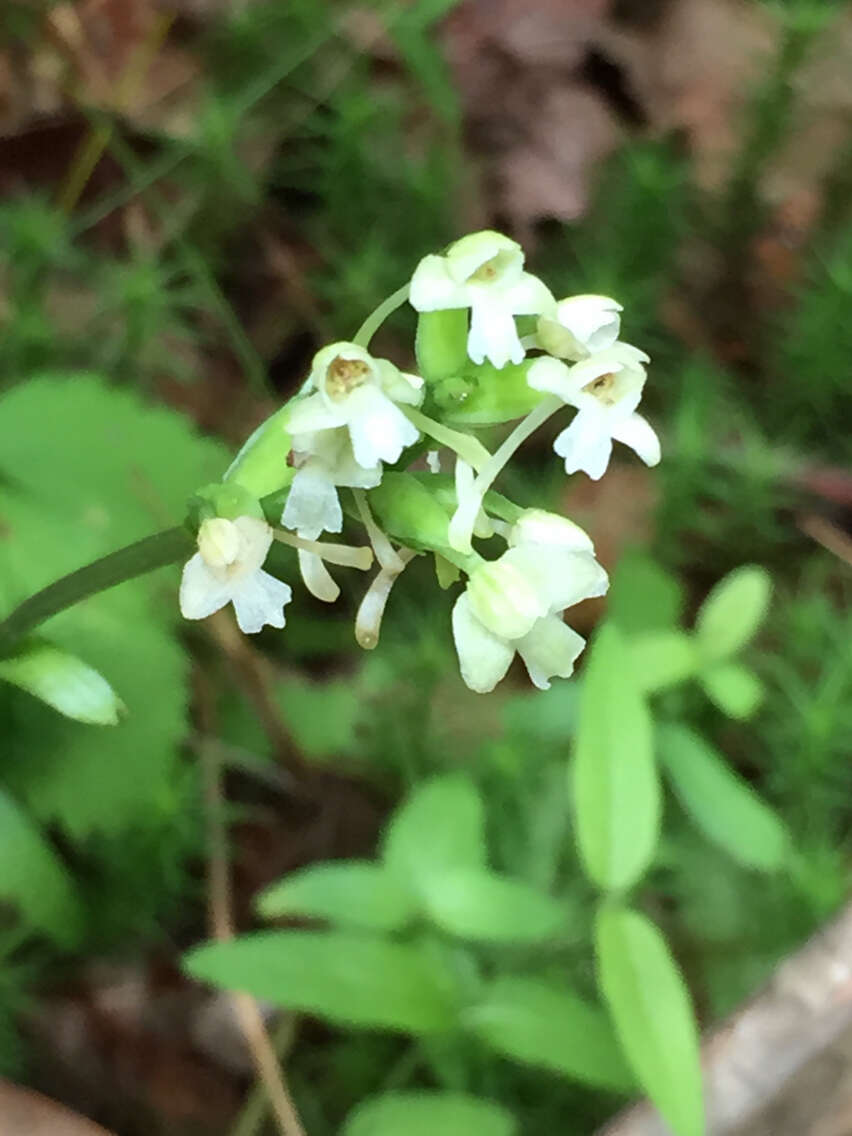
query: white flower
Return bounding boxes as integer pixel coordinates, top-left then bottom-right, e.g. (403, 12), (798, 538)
(409, 230), (553, 370)
(180, 516), (292, 634)
(452, 538), (608, 694)
(283, 429), (380, 541)
(286, 342), (423, 470)
(528, 345), (660, 480)
(282, 428), (381, 603)
(537, 294), (622, 360)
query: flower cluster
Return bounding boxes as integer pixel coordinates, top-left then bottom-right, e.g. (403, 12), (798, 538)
(179, 230), (660, 693)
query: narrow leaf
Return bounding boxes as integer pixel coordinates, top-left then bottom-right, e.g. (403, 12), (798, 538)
(658, 725), (788, 870)
(420, 869), (564, 943)
(700, 662), (764, 719)
(345, 1091), (516, 1136)
(465, 976), (633, 1091)
(256, 861), (416, 932)
(0, 789), (82, 946)
(0, 640), (123, 725)
(185, 930), (459, 1034)
(695, 566), (771, 661)
(382, 774), (486, 887)
(596, 905), (704, 1136)
(630, 630), (699, 694)
(573, 624), (661, 891)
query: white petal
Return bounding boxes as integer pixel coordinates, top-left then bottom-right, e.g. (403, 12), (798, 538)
(468, 293), (524, 369)
(231, 570), (292, 634)
(526, 356), (576, 401)
(298, 549), (340, 602)
(504, 271), (555, 316)
(445, 230), (522, 283)
(346, 385), (419, 468)
(179, 554), (233, 621)
(516, 616), (586, 690)
(510, 509), (594, 553)
(409, 254), (470, 312)
(287, 392), (346, 436)
(231, 516), (274, 575)
(467, 555), (548, 640)
(611, 412), (661, 467)
(553, 414), (613, 480)
(502, 546), (608, 616)
(282, 465), (342, 540)
(451, 593), (515, 694)
(377, 360), (424, 407)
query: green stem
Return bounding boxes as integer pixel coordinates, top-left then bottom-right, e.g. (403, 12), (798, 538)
(352, 283), (410, 348)
(0, 527), (193, 652)
(401, 407), (492, 472)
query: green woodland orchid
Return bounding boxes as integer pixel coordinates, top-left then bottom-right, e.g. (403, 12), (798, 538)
(4, 231), (661, 695)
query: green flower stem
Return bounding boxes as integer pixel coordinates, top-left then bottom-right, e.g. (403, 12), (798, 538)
(0, 527), (193, 653)
(472, 395), (563, 497)
(448, 394), (563, 553)
(352, 283), (410, 348)
(401, 407), (492, 471)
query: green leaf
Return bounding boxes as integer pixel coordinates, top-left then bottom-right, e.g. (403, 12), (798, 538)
(382, 774), (487, 887)
(344, 1092), (516, 1136)
(0, 373), (226, 836)
(700, 662), (765, 719)
(572, 624), (661, 891)
(185, 930), (460, 1034)
(0, 639), (123, 725)
(695, 566), (771, 661)
(256, 861), (416, 932)
(630, 630), (700, 694)
(420, 869), (564, 943)
(608, 550), (684, 634)
(595, 906), (704, 1136)
(464, 976), (633, 1091)
(0, 789), (82, 946)
(658, 725), (789, 870)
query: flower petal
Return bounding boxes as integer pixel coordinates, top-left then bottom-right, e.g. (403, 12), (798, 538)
(409, 254), (470, 311)
(287, 392), (346, 436)
(446, 230), (522, 283)
(467, 555), (548, 640)
(503, 546), (608, 616)
(504, 271), (555, 316)
(346, 385), (419, 468)
(553, 414), (613, 480)
(451, 593), (515, 694)
(231, 570), (292, 634)
(468, 293), (524, 369)
(526, 356), (576, 401)
(376, 360), (424, 407)
(510, 509), (594, 553)
(282, 465), (342, 540)
(179, 554), (233, 621)
(611, 412), (661, 467)
(516, 616), (586, 690)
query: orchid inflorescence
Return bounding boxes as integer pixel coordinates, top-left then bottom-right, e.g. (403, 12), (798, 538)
(180, 230), (660, 693)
